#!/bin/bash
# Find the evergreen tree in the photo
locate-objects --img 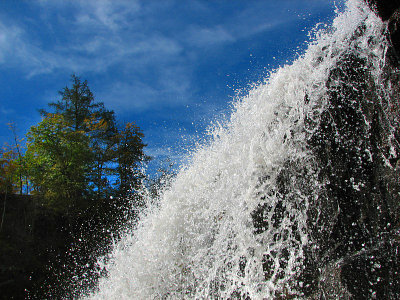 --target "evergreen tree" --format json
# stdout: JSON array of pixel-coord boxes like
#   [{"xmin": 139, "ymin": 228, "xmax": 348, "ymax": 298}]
[
  {"xmin": 115, "ymin": 122, "xmax": 148, "ymax": 198},
  {"xmin": 40, "ymin": 75, "xmax": 119, "ymax": 199},
  {"xmin": 1, "ymin": 75, "xmax": 149, "ymax": 298},
  {"xmin": 41, "ymin": 75, "xmax": 108, "ymax": 132},
  {"xmin": 27, "ymin": 74, "xmax": 149, "ymax": 205}
]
